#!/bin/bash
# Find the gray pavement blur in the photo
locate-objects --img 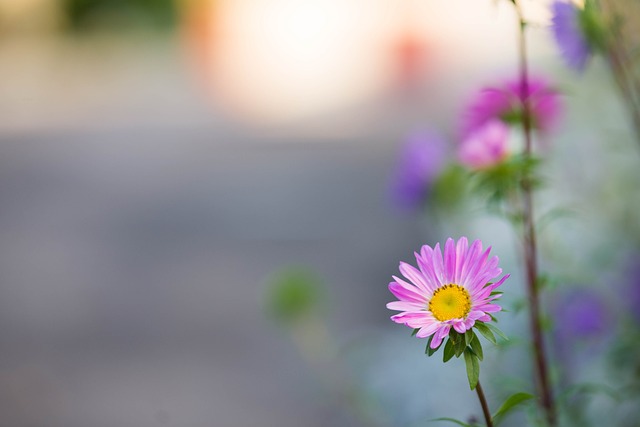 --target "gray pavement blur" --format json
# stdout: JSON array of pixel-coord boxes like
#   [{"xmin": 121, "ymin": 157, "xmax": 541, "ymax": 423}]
[
  {"xmin": 1, "ymin": 24, "xmax": 638, "ymax": 427},
  {"xmin": 0, "ymin": 35, "xmax": 439, "ymax": 427}
]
